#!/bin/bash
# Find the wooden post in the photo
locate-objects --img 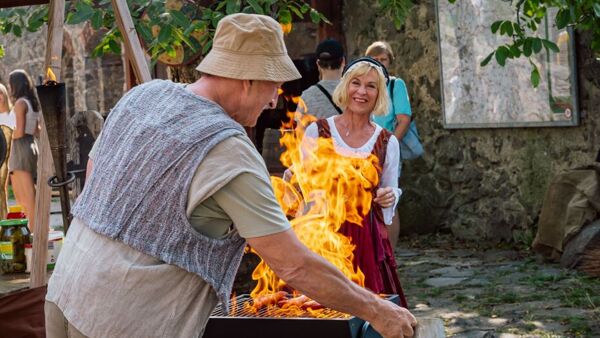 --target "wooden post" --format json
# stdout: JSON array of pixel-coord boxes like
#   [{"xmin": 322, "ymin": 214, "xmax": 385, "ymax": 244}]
[
  {"xmin": 30, "ymin": 0, "xmax": 64, "ymax": 288},
  {"xmin": 112, "ymin": 0, "xmax": 151, "ymax": 84}
]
